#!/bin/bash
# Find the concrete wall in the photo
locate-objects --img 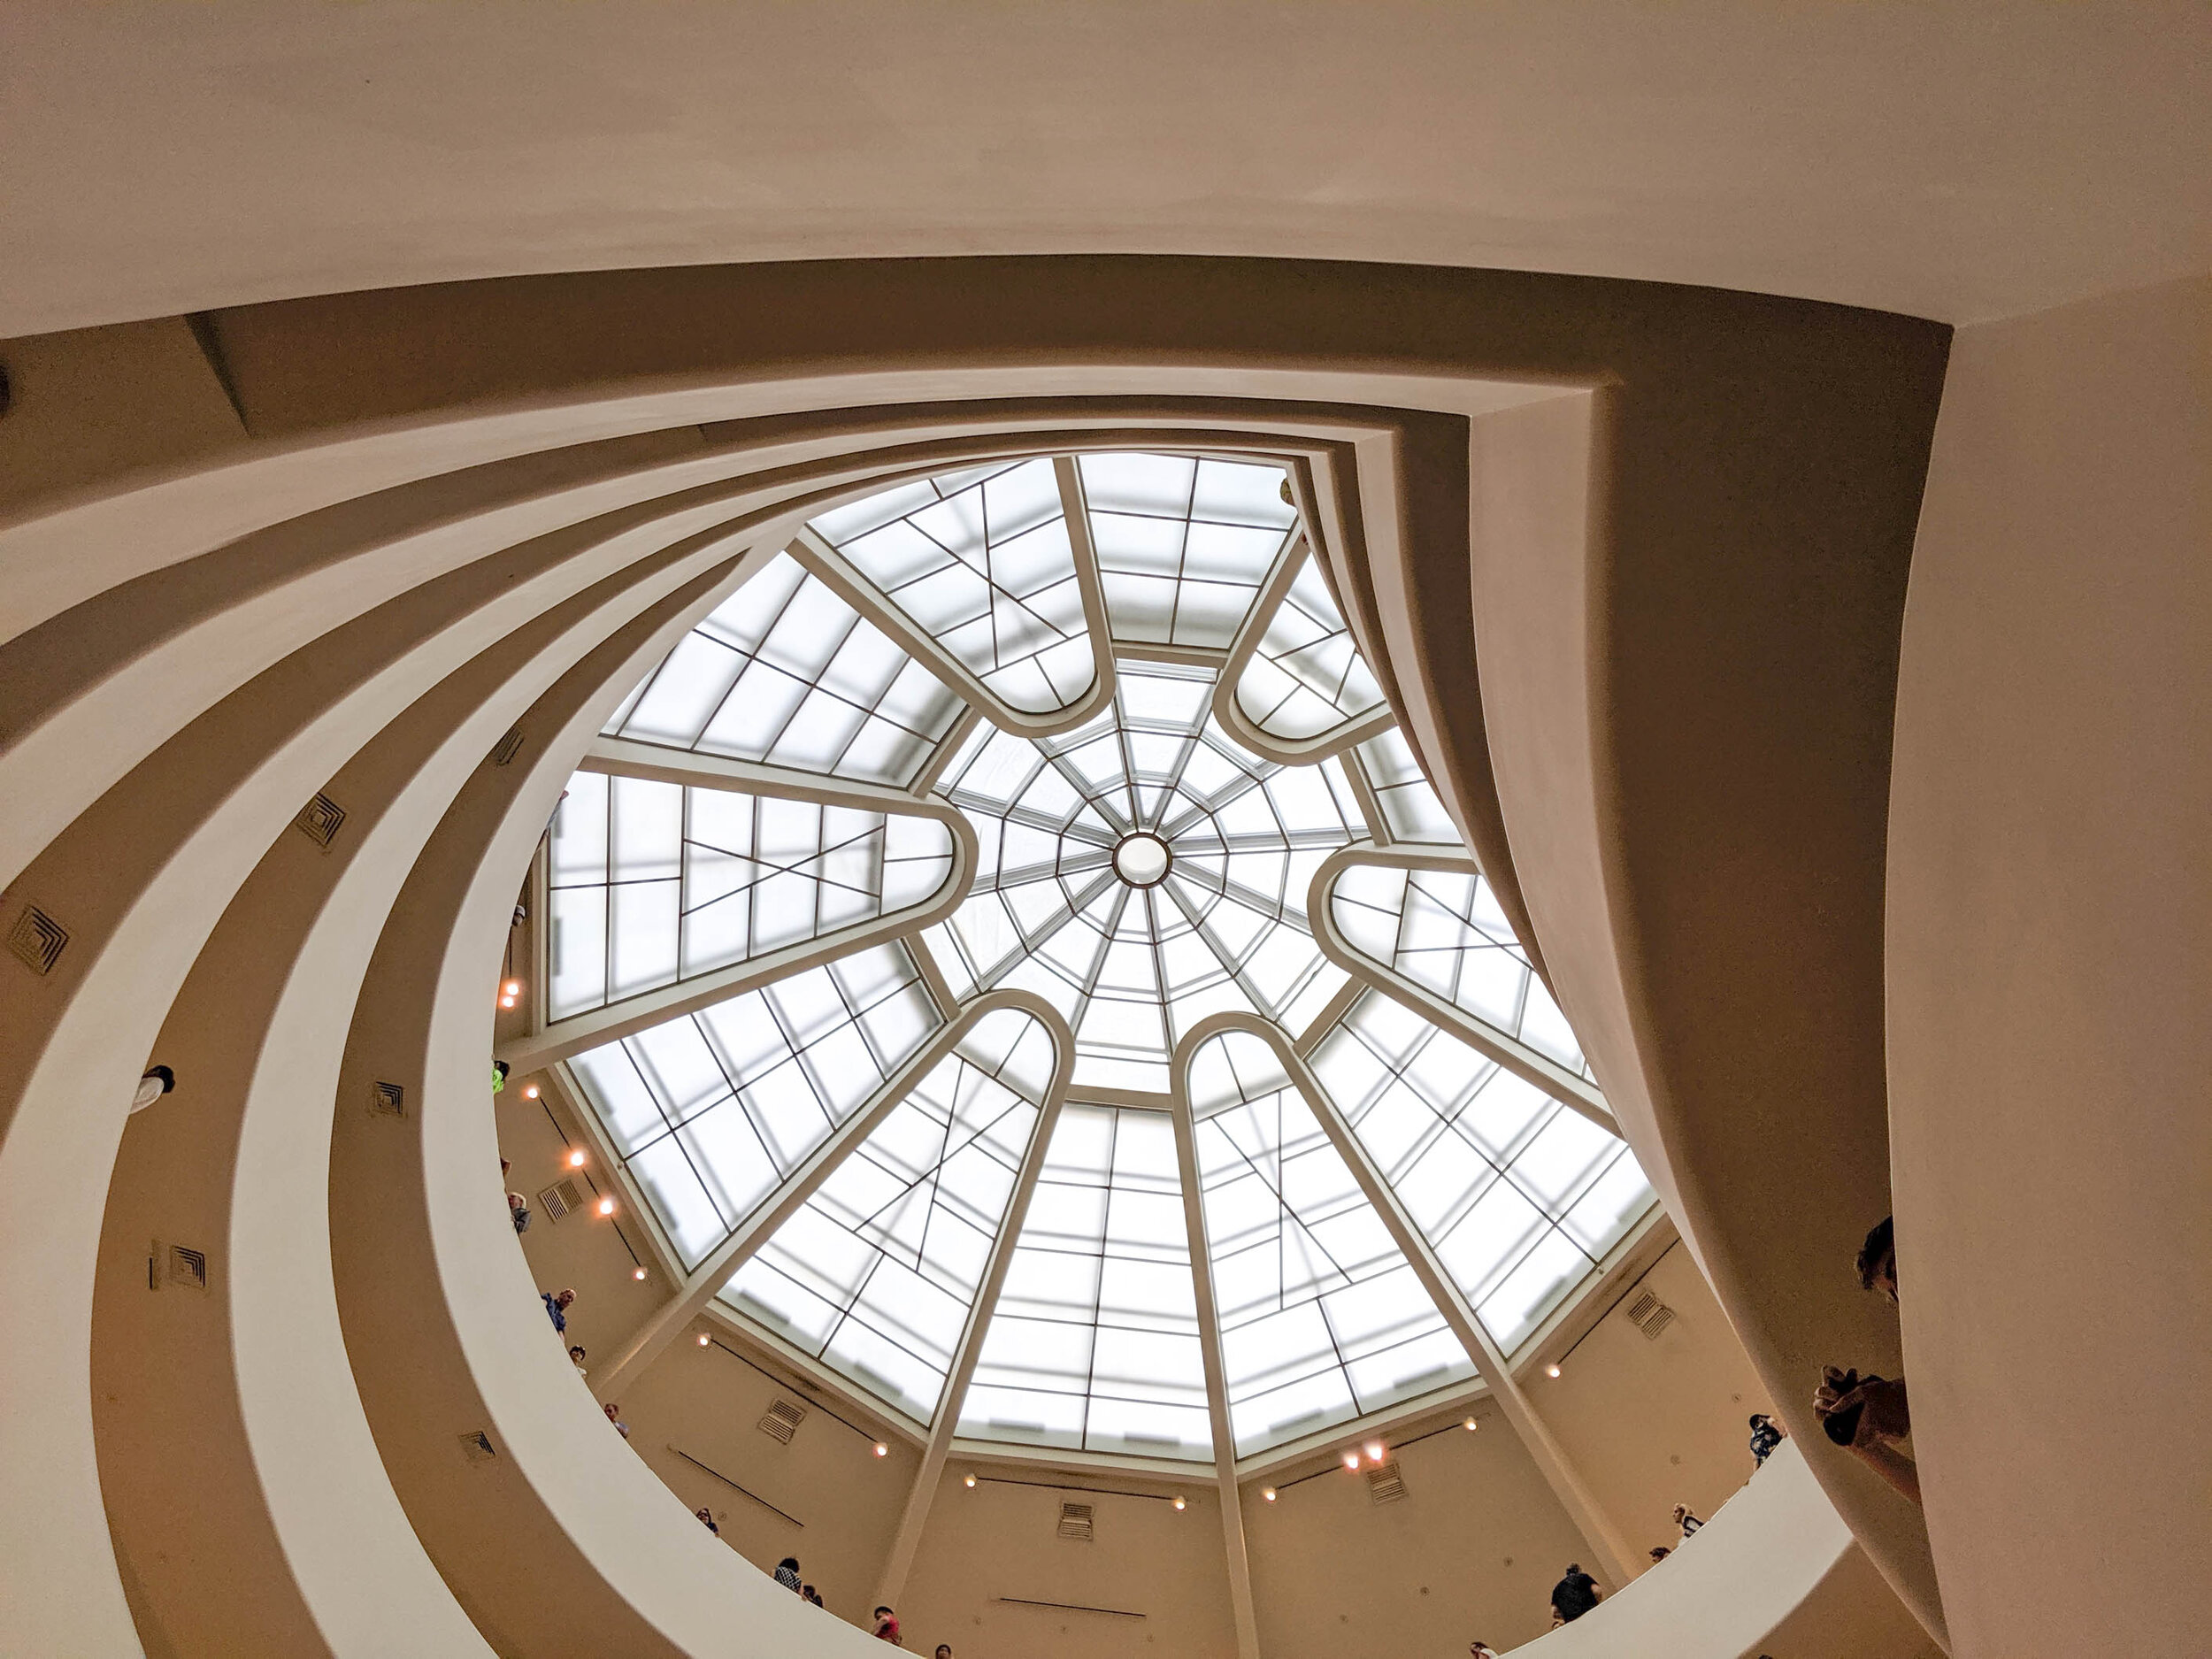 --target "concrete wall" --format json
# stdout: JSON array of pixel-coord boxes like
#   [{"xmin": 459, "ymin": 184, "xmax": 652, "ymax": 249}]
[{"xmin": 1887, "ymin": 272, "xmax": 2212, "ymax": 1659}]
